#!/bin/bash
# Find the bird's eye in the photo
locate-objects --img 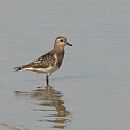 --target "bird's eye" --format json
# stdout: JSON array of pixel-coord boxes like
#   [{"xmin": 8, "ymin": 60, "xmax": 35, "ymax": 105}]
[{"xmin": 60, "ymin": 39, "xmax": 64, "ymax": 42}]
